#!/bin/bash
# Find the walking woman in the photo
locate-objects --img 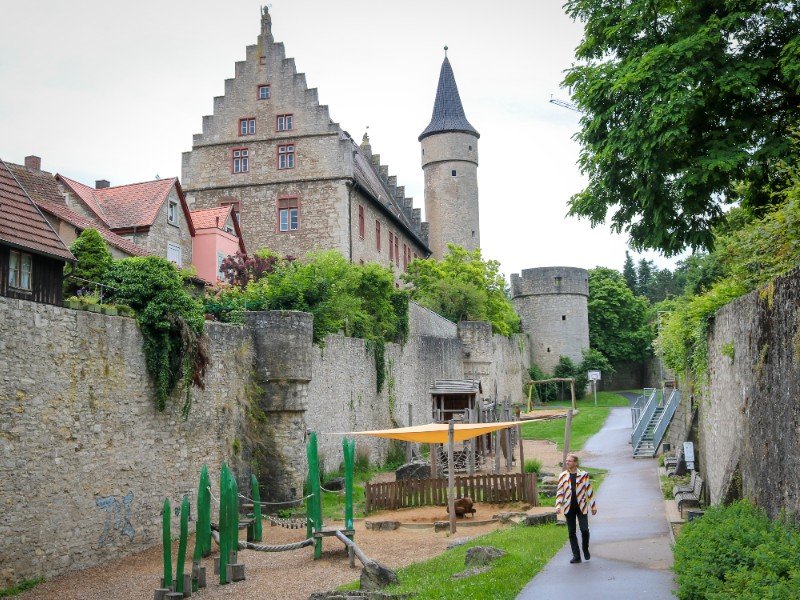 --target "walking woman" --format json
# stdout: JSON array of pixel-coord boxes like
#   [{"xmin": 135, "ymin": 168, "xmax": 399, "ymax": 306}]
[{"xmin": 555, "ymin": 453, "xmax": 597, "ymax": 563}]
